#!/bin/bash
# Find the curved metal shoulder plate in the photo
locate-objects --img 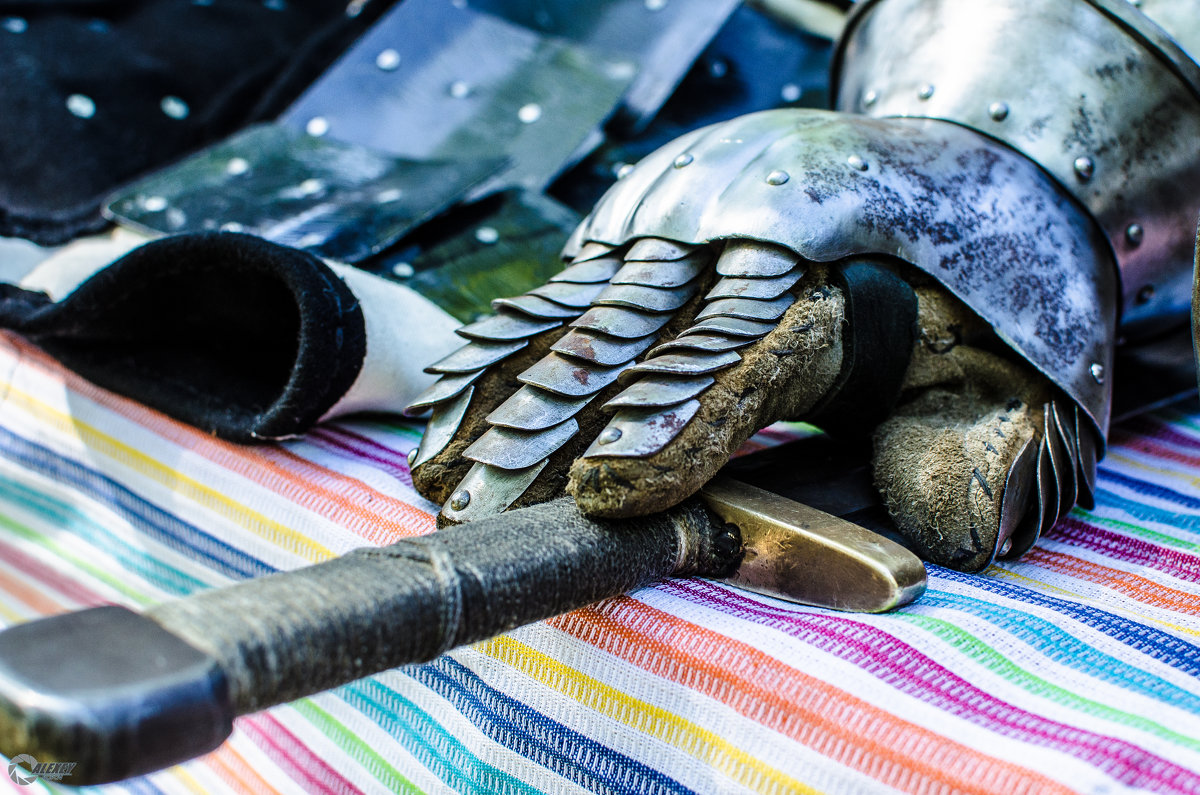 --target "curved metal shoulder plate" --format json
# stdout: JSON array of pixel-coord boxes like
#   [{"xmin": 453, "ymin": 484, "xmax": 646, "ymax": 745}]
[
  {"xmin": 833, "ymin": 0, "xmax": 1200, "ymax": 336},
  {"xmin": 563, "ymin": 109, "xmax": 1117, "ymax": 436}
]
